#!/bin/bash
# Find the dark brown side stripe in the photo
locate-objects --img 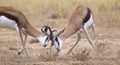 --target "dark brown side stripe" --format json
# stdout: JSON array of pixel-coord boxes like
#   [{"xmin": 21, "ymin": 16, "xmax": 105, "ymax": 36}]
[
  {"xmin": 0, "ymin": 12, "xmax": 18, "ymax": 22},
  {"xmin": 83, "ymin": 8, "xmax": 91, "ymax": 25}
]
